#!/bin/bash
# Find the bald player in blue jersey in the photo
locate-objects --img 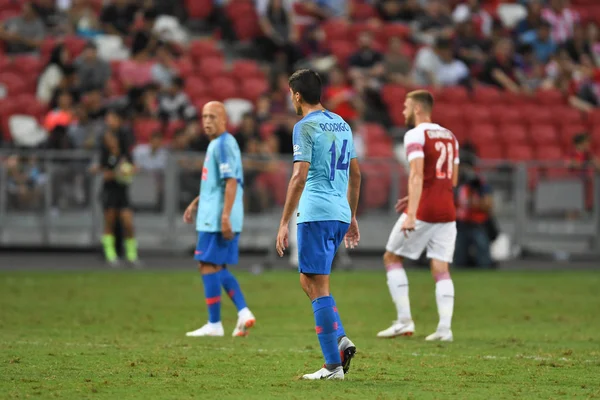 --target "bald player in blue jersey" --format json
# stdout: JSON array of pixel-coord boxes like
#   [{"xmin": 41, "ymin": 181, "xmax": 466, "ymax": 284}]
[
  {"xmin": 276, "ymin": 69, "xmax": 362, "ymax": 380},
  {"xmin": 183, "ymin": 101, "xmax": 256, "ymax": 338}
]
